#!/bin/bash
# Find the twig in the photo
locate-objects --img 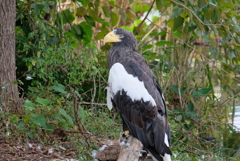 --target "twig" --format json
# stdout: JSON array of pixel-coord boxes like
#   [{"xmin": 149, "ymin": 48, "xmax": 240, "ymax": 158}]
[
  {"xmin": 91, "ymin": 75, "xmax": 96, "ymax": 110},
  {"xmin": 80, "ymin": 101, "xmax": 107, "ymax": 106},
  {"xmin": 73, "ymin": 94, "xmax": 90, "ymax": 147},
  {"xmin": 218, "ymin": 93, "xmax": 239, "ymax": 107},
  {"xmin": 134, "ymin": 0, "xmax": 156, "ymax": 34}
]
